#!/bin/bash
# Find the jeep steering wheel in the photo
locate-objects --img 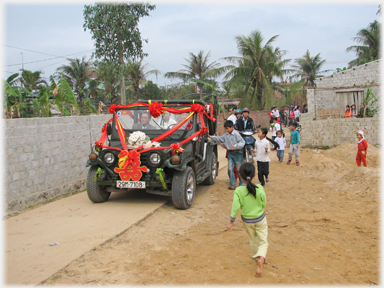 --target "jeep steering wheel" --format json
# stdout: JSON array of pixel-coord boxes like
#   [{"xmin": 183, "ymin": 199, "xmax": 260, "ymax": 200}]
[{"xmin": 167, "ymin": 124, "xmax": 178, "ymax": 129}]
